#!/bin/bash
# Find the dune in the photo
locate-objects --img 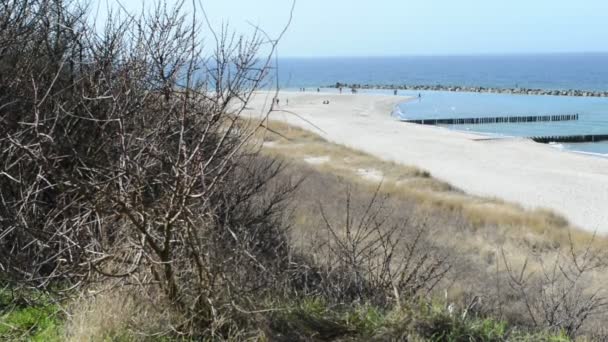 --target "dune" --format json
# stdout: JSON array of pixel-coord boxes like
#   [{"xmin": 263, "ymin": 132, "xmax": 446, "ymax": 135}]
[{"xmin": 244, "ymin": 91, "xmax": 608, "ymax": 232}]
